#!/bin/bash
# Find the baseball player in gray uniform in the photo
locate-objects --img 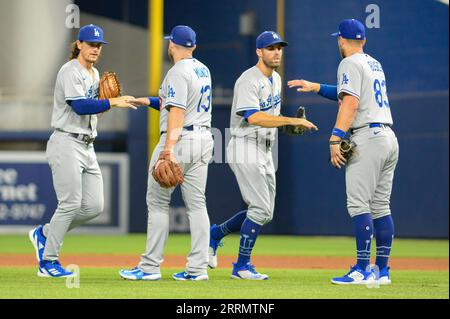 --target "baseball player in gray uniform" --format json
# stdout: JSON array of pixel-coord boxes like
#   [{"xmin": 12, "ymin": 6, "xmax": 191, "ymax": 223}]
[
  {"xmin": 208, "ymin": 31, "xmax": 318, "ymax": 280},
  {"xmin": 119, "ymin": 25, "xmax": 214, "ymax": 281},
  {"xmin": 28, "ymin": 24, "xmax": 136, "ymax": 278},
  {"xmin": 288, "ymin": 19, "xmax": 398, "ymax": 285}
]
